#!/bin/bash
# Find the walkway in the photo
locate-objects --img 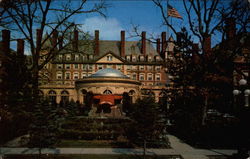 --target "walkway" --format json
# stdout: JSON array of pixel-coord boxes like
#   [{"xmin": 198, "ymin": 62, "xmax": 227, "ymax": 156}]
[{"xmin": 0, "ymin": 135, "xmax": 238, "ymax": 159}]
